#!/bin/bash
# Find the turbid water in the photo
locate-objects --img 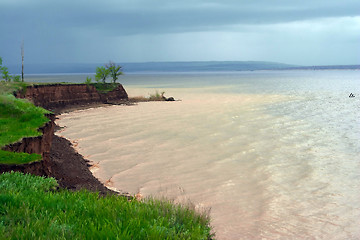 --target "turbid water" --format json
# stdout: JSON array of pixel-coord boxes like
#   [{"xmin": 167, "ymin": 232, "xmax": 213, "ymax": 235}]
[{"xmin": 55, "ymin": 70, "xmax": 360, "ymax": 239}]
